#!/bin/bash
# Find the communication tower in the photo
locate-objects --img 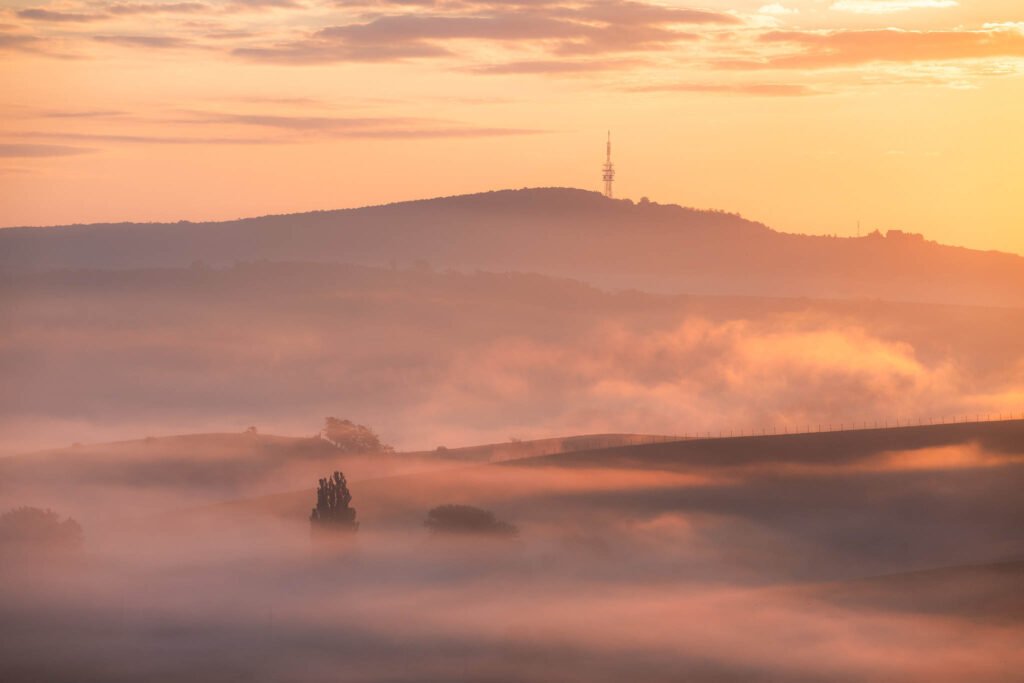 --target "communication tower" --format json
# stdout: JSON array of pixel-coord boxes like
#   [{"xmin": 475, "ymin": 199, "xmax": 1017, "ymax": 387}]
[{"xmin": 602, "ymin": 131, "xmax": 615, "ymax": 198}]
